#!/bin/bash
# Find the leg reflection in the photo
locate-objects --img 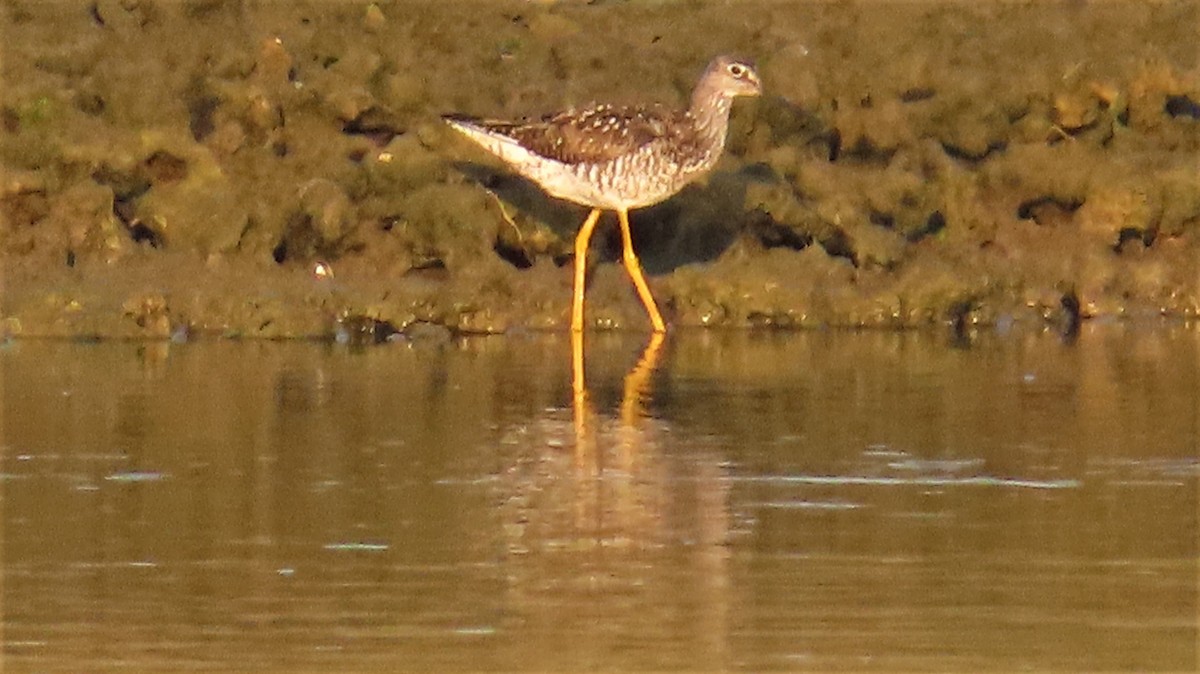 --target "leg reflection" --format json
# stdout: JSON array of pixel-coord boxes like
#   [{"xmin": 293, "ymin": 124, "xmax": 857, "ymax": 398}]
[
  {"xmin": 620, "ymin": 332, "xmax": 666, "ymax": 427},
  {"xmin": 571, "ymin": 332, "xmax": 667, "ymax": 445},
  {"xmin": 571, "ymin": 329, "xmax": 595, "ymax": 471},
  {"xmin": 500, "ymin": 332, "xmax": 731, "ymax": 668},
  {"xmin": 572, "ymin": 331, "xmax": 668, "ymax": 469}
]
